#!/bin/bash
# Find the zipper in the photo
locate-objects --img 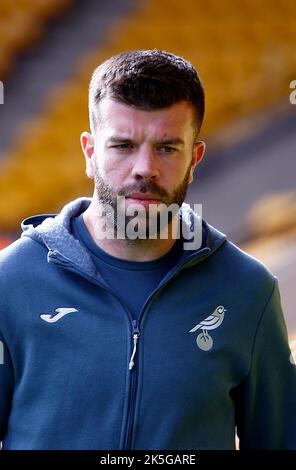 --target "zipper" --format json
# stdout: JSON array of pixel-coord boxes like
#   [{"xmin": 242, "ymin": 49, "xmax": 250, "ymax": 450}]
[
  {"xmin": 128, "ymin": 320, "xmax": 140, "ymax": 371},
  {"xmin": 124, "ymin": 319, "xmax": 140, "ymax": 449}
]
